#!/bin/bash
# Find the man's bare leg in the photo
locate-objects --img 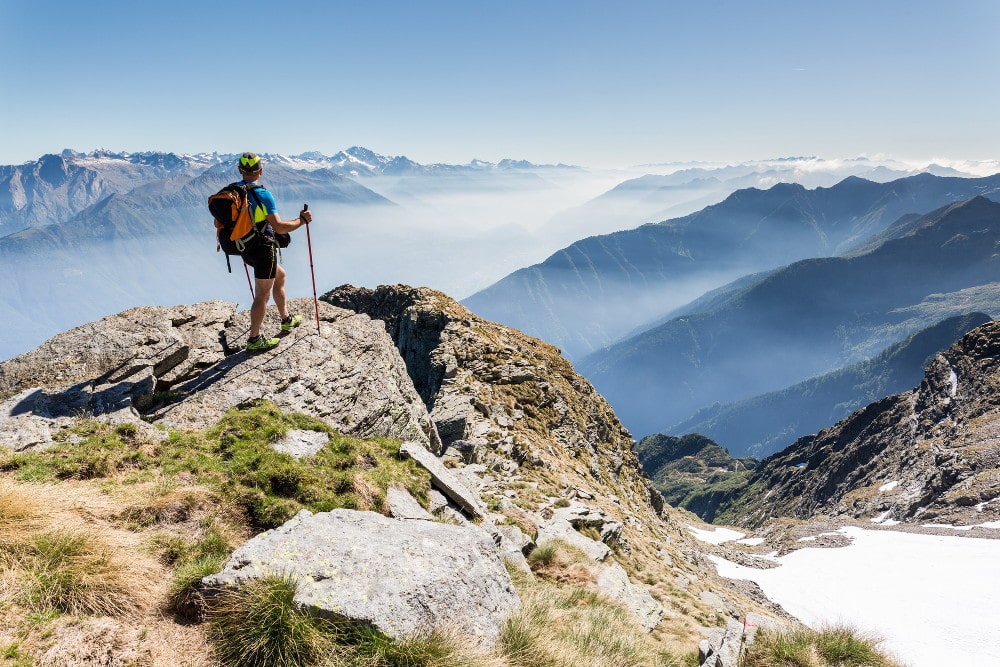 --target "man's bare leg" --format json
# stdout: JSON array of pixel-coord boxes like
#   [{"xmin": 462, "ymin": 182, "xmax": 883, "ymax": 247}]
[
  {"xmin": 250, "ymin": 277, "xmax": 275, "ymax": 337},
  {"xmin": 271, "ymin": 265, "xmax": 289, "ymax": 320}
]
